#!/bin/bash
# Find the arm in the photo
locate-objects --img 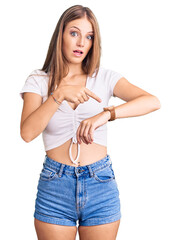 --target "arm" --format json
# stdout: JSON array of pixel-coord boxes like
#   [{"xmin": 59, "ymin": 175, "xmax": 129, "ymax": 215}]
[
  {"xmin": 105, "ymin": 77, "xmax": 161, "ymax": 120},
  {"xmin": 20, "ymin": 89, "xmax": 63, "ymax": 142},
  {"xmin": 113, "ymin": 95, "xmax": 160, "ymax": 119}
]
